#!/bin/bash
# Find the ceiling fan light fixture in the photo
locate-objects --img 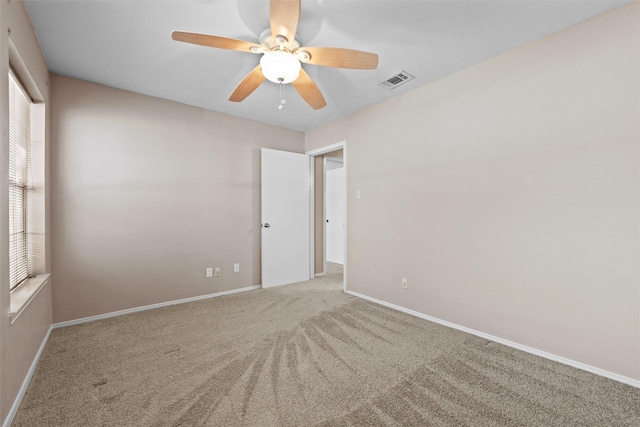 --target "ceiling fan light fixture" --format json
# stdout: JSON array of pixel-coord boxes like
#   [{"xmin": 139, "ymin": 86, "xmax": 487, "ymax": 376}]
[
  {"xmin": 173, "ymin": 1, "xmax": 376, "ymax": 109},
  {"xmin": 260, "ymin": 50, "xmax": 301, "ymax": 84}
]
